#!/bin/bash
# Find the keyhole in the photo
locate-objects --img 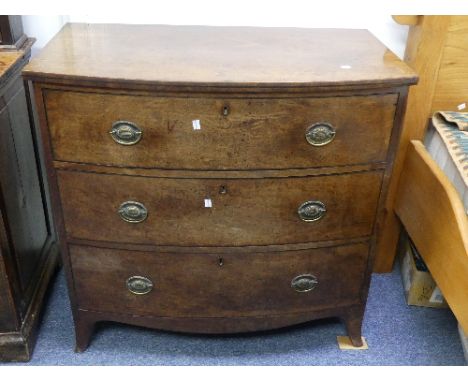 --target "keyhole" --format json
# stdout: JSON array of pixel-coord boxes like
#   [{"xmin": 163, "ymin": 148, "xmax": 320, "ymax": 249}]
[
  {"xmin": 218, "ymin": 257, "xmax": 224, "ymax": 267},
  {"xmin": 219, "ymin": 185, "xmax": 227, "ymax": 194},
  {"xmin": 222, "ymin": 105, "xmax": 229, "ymax": 116}
]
